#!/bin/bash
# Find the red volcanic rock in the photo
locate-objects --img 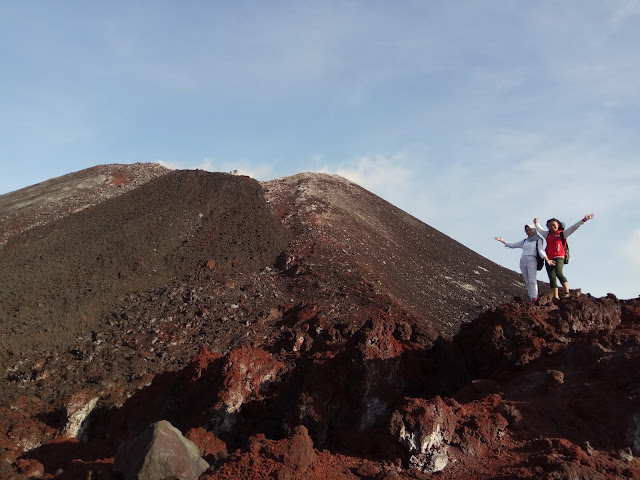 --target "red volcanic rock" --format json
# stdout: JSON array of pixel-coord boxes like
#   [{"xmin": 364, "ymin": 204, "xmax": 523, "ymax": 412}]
[
  {"xmin": 216, "ymin": 346, "xmax": 284, "ymax": 415},
  {"xmin": 356, "ymin": 311, "xmax": 404, "ymax": 361},
  {"xmin": 621, "ymin": 302, "xmax": 640, "ymax": 325},
  {"xmin": 0, "ymin": 396, "xmax": 57, "ymax": 459},
  {"xmin": 16, "ymin": 458, "xmax": 45, "ymax": 477},
  {"xmin": 185, "ymin": 427, "xmax": 227, "ymax": 465},
  {"xmin": 203, "ymin": 426, "xmax": 316, "ymax": 480},
  {"xmin": 354, "ymin": 314, "xmax": 405, "ymax": 431},
  {"xmin": 264, "ymin": 425, "xmax": 316, "ymax": 476},
  {"xmin": 204, "ymin": 345, "xmax": 285, "ymax": 440},
  {"xmin": 390, "ymin": 396, "xmax": 456, "ymax": 473},
  {"xmin": 356, "ymin": 460, "xmax": 381, "ymax": 477},
  {"xmin": 4, "ymin": 294, "xmax": 638, "ymax": 479},
  {"xmin": 450, "ymin": 394, "xmax": 510, "ymax": 459}
]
